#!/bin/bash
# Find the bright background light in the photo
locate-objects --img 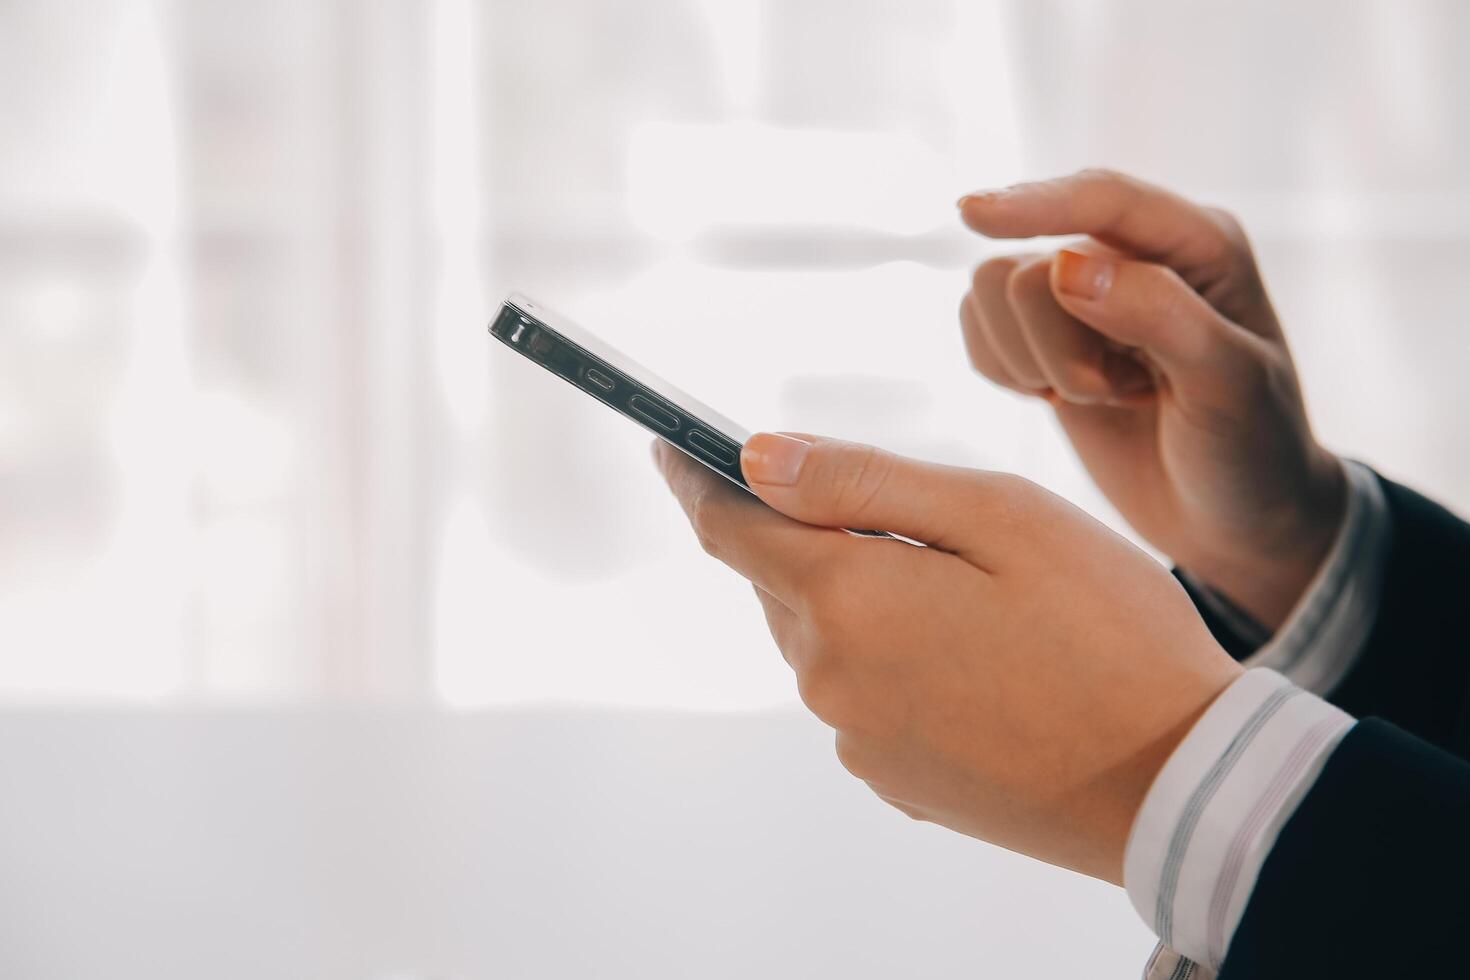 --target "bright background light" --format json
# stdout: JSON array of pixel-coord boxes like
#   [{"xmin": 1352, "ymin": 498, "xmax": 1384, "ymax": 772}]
[
  {"xmin": 627, "ymin": 122, "xmax": 959, "ymax": 237},
  {"xmin": 5, "ymin": 1, "xmax": 1470, "ymax": 976}
]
